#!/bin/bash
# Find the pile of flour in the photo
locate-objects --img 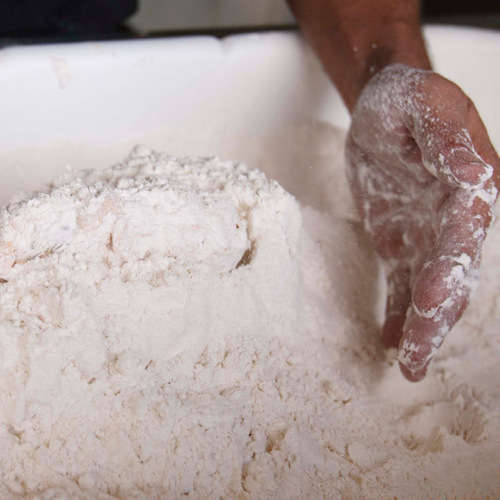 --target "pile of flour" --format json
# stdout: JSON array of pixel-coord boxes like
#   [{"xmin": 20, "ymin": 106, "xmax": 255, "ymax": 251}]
[{"xmin": 0, "ymin": 141, "xmax": 499, "ymax": 499}]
